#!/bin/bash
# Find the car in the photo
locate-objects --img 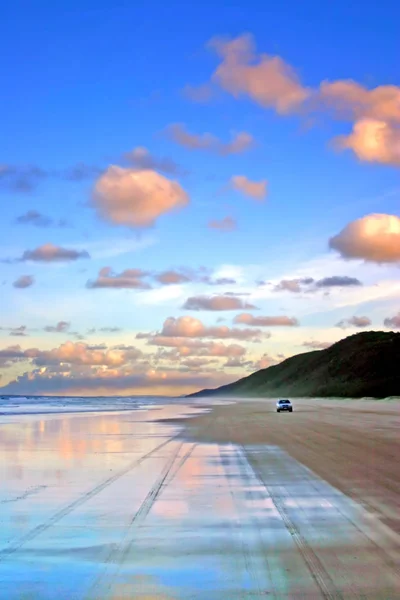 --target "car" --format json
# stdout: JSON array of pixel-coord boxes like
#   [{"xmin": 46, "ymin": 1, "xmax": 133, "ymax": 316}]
[{"xmin": 276, "ymin": 398, "xmax": 293, "ymax": 413}]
